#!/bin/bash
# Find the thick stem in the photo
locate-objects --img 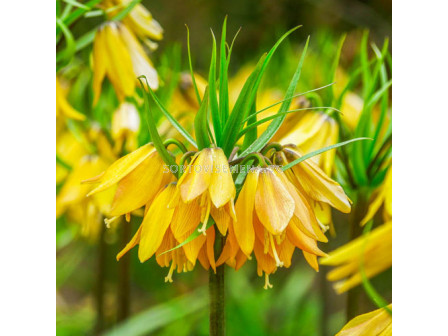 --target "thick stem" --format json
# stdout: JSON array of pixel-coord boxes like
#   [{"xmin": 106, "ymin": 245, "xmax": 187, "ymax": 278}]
[
  {"xmin": 346, "ymin": 192, "xmax": 370, "ymax": 320},
  {"xmin": 94, "ymin": 223, "xmax": 106, "ymax": 335},
  {"xmin": 117, "ymin": 222, "xmax": 132, "ymax": 322},
  {"xmin": 209, "ymin": 234, "xmax": 225, "ymax": 336}
]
